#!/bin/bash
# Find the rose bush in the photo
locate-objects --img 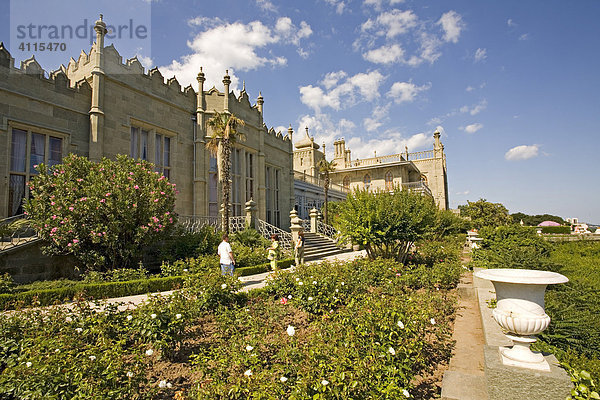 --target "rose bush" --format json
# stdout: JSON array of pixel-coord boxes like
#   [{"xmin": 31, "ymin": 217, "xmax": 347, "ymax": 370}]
[{"xmin": 24, "ymin": 154, "xmax": 177, "ymax": 270}]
